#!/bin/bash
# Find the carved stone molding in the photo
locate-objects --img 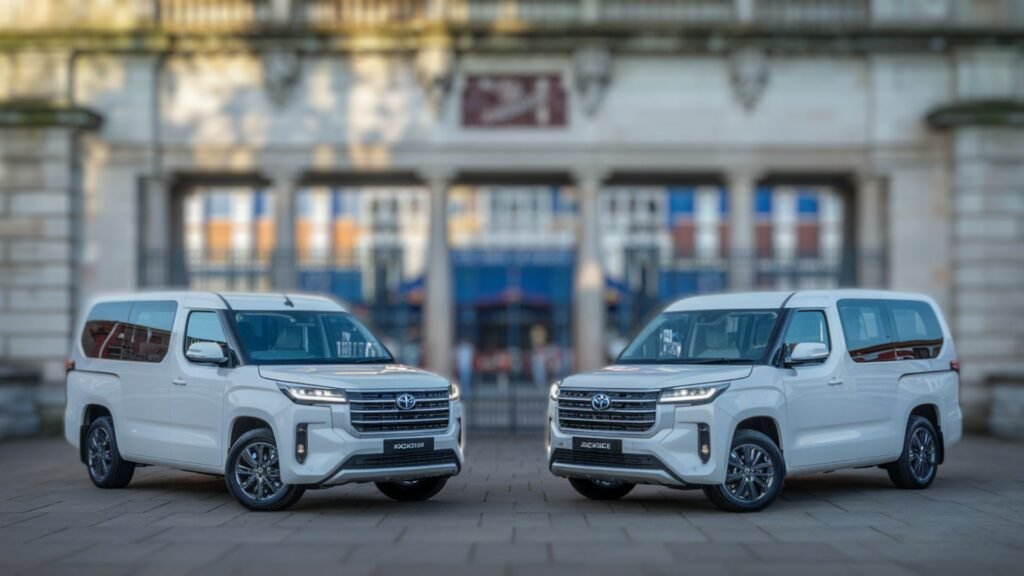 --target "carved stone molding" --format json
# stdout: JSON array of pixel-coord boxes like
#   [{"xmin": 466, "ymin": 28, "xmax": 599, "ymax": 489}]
[
  {"xmin": 416, "ymin": 46, "xmax": 456, "ymax": 119},
  {"xmin": 574, "ymin": 44, "xmax": 612, "ymax": 118},
  {"xmin": 730, "ymin": 47, "xmax": 769, "ymax": 112},
  {"xmin": 263, "ymin": 48, "xmax": 302, "ymax": 108}
]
